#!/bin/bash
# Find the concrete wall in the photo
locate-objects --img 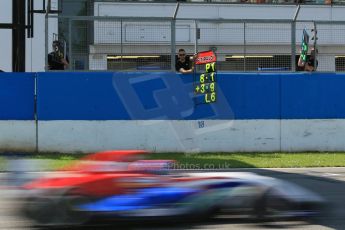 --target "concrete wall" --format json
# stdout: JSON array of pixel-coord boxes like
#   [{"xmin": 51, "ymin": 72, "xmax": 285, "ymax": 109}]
[
  {"xmin": 37, "ymin": 119, "xmax": 345, "ymax": 153},
  {"xmin": 0, "ymin": 121, "xmax": 36, "ymax": 152},
  {"xmin": 94, "ymin": 3, "xmax": 340, "ymax": 20},
  {"xmin": 93, "ymin": 3, "xmax": 345, "ymax": 45},
  {"xmin": 2, "ymin": 71, "xmax": 345, "ymax": 153},
  {"xmin": 281, "ymin": 119, "xmax": 345, "ymax": 152}
]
